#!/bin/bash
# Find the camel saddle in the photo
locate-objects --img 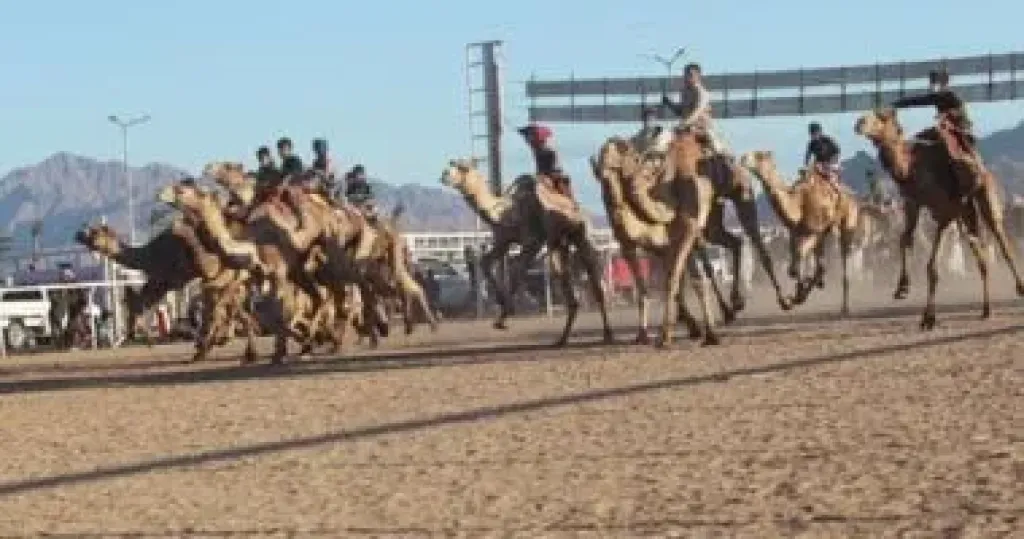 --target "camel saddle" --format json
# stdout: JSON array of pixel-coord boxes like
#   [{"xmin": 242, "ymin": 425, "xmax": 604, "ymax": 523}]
[{"xmin": 535, "ymin": 173, "xmax": 583, "ymax": 219}]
